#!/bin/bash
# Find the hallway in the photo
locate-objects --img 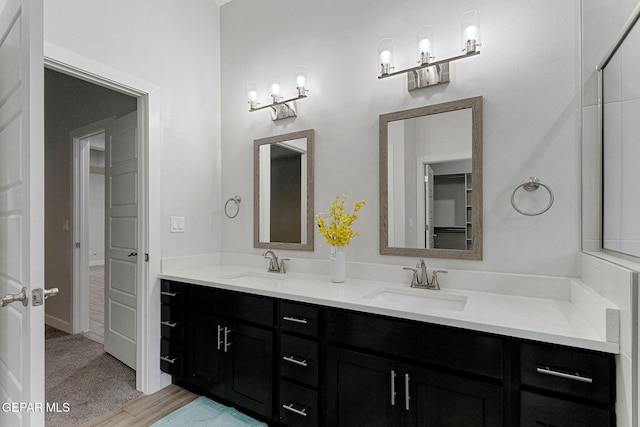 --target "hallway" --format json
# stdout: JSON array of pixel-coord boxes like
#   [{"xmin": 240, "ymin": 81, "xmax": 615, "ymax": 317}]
[{"xmin": 45, "ymin": 325, "xmax": 140, "ymax": 427}]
